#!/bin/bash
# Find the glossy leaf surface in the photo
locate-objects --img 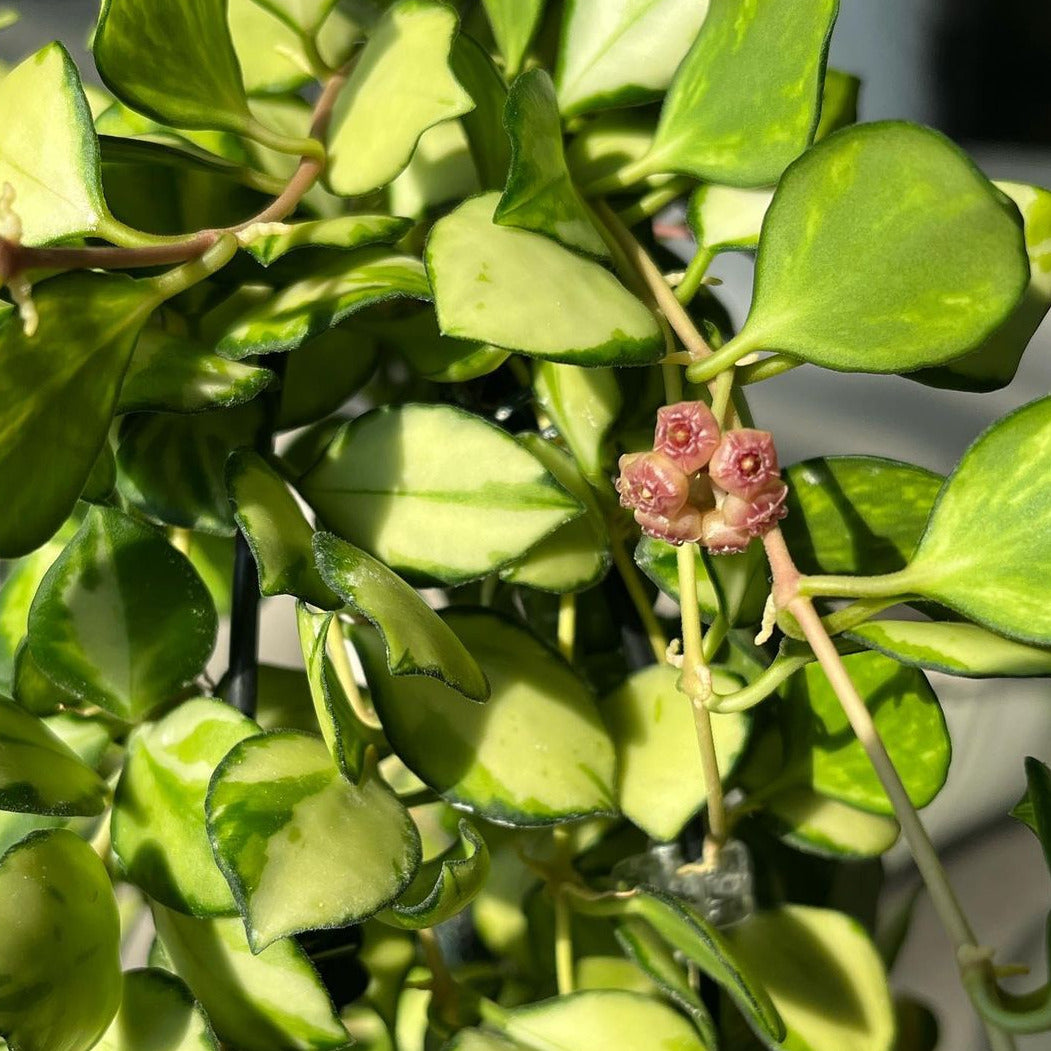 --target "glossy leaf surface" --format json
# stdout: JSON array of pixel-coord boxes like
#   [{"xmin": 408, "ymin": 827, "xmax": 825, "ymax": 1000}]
[
  {"xmin": 426, "ymin": 194, "xmax": 663, "ymax": 365},
  {"xmin": 95, "ymin": 969, "xmax": 219, "ymax": 1051},
  {"xmin": 238, "ymin": 215, "xmax": 413, "ymax": 266}
]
